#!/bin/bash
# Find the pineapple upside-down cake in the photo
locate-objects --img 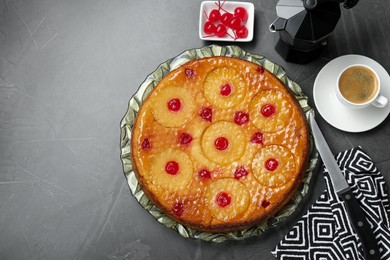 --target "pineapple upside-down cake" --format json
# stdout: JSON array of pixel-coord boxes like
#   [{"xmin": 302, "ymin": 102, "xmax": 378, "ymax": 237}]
[{"xmin": 131, "ymin": 56, "xmax": 310, "ymax": 232}]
